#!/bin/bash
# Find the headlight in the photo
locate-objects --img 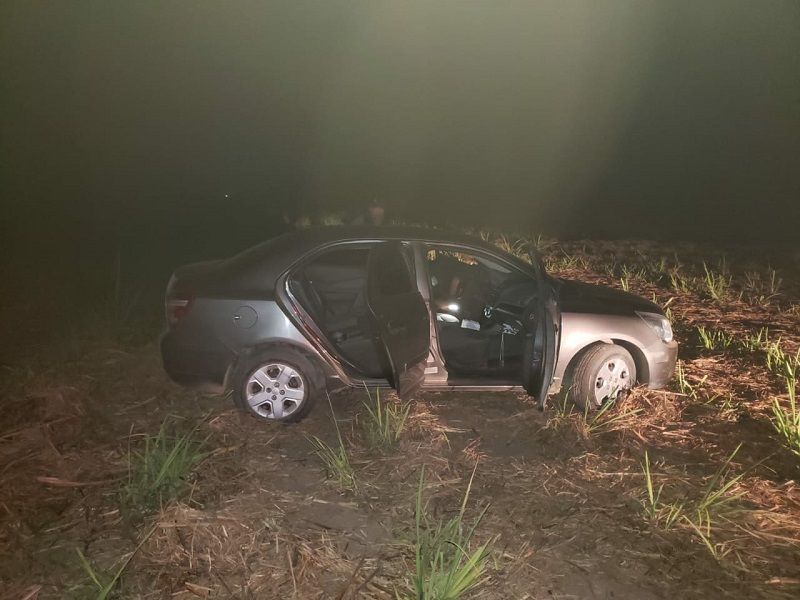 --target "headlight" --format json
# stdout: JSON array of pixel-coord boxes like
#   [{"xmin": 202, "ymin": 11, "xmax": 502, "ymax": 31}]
[{"xmin": 636, "ymin": 311, "xmax": 674, "ymax": 343}]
